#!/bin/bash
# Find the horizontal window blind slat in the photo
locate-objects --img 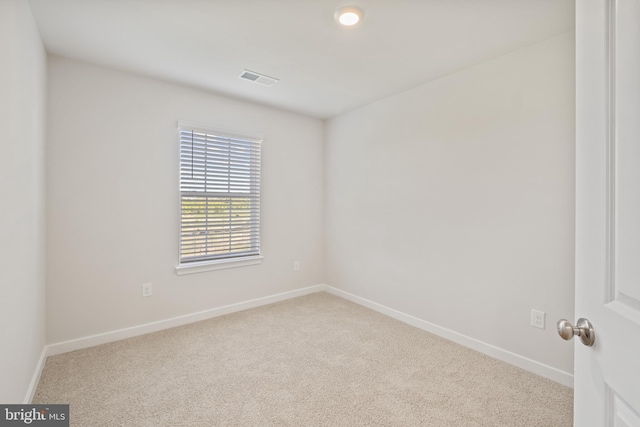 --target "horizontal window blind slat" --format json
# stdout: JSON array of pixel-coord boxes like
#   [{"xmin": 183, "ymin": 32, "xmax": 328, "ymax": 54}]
[
  {"xmin": 180, "ymin": 229, "xmax": 260, "ymax": 235},
  {"xmin": 181, "ymin": 153, "xmax": 259, "ymax": 162},
  {"xmin": 180, "ymin": 213, "xmax": 259, "ymax": 218},
  {"xmin": 180, "ymin": 165, "xmax": 258, "ymax": 175},
  {"xmin": 181, "ymin": 239, "xmax": 257, "ymax": 250},
  {"xmin": 181, "ymin": 243, "xmax": 257, "ymax": 253},
  {"xmin": 179, "ymin": 159, "xmax": 258, "ymax": 169},
  {"xmin": 180, "ymin": 250, "xmax": 260, "ymax": 263},
  {"xmin": 181, "ymin": 213, "xmax": 259, "ymax": 220},
  {"xmin": 180, "ymin": 146, "xmax": 260, "ymax": 155},
  {"xmin": 180, "ymin": 186, "xmax": 257, "ymax": 192},
  {"xmin": 180, "ymin": 185, "xmax": 256, "ymax": 192},
  {"xmin": 180, "ymin": 147, "xmax": 259, "ymax": 156},
  {"xmin": 179, "ymin": 161, "xmax": 259, "ymax": 173},
  {"xmin": 180, "ymin": 191, "xmax": 259, "ymax": 198},
  {"xmin": 180, "ymin": 238, "xmax": 260, "ymax": 247},
  {"xmin": 180, "ymin": 176, "xmax": 254, "ymax": 184},
  {"xmin": 179, "ymin": 137, "xmax": 260, "ymax": 147},
  {"xmin": 181, "ymin": 183, "xmax": 259, "ymax": 188},
  {"xmin": 180, "ymin": 145, "xmax": 260, "ymax": 153},
  {"xmin": 178, "ymin": 128, "xmax": 262, "ymax": 144},
  {"xmin": 181, "ymin": 241, "xmax": 259, "ymax": 250},
  {"xmin": 180, "ymin": 232, "xmax": 259, "ymax": 239},
  {"xmin": 181, "ymin": 242, "xmax": 258, "ymax": 251},
  {"xmin": 181, "ymin": 213, "xmax": 259, "ymax": 219},
  {"xmin": 179, "ymin": 167, "xmax": 257, "ymax": 176},
  {"xmin": 181, "ymin": 252, "xmax": 259, "ymax": 260},
  {"xmin": 181, "ymin": 140, "xmax": 259, "ymax": 149},
  {"xmin": 180, "ymin": 160, "xmax": 258, "ymax": 169},
  {"xmin": 180, "ymin": 226, "xmax": 260, "ymax": 234},
  {"xmin": 180, "ymin": 221, "xmax": 259, "ymax": 225},
  {"xmin": 181, "ymin": 234, "xmax": 259, "ymax": 241},
  {"xmin": 180, "ymin": 226, "xmax": 260, "ymax": 233},
  {"xmin": 180, "ymin": 157, "xmax": 258, "ymax": 167},
  {"xmin": 181, "ymin": 245, "xmax": 259, "ymax": 254},
  {"xmin": 180, "ymin": 216, "xmax": 259, "ymax": 222},
  {"xmin": 179, "ymin": 138, "xmax": 261, "ymax": 149}
]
